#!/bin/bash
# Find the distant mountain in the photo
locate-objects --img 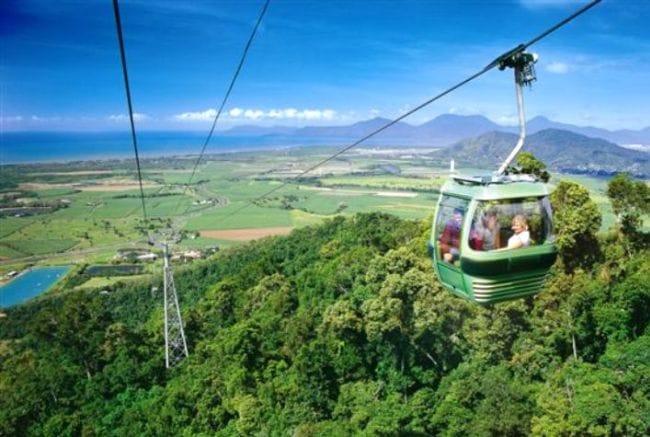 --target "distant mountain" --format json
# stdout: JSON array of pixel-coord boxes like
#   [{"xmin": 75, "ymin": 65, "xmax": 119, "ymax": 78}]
[
  {"xmin": 220, "ymin": 124, "xmax": 296, "ymax": 136},
  {"xmin": 415, "ymin": 114, "xmax": 501, "ymax": 146},
  {"xmin": 218, "ymin": 114, "xmax": 650, "ymax": 148},
  {"xmin": 440, "ymin": 129, "xmax": 649, "ymax": 177},
  {"xmin": 525, "ymin": 116, "xmax": 650, "ymax": 146},
  {"xmin": 293, "ymin": 117, "xmax": 415, "ymax": 139}
]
